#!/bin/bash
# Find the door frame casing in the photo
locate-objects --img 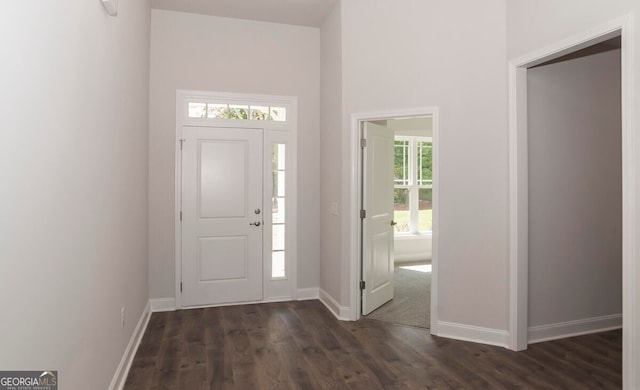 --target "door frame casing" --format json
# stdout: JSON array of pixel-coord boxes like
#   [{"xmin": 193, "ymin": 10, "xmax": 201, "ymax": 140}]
[
  {"xmin": 174, "ymin": 90, "xmax": 298, "ymax": 309},
  {"xmin": 507, "ymin": 15, "xmax": 638, "ymax": 387},
  {"xmin": 348, "ymin": 107, "xmax": 440, "ymax": 334}
]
